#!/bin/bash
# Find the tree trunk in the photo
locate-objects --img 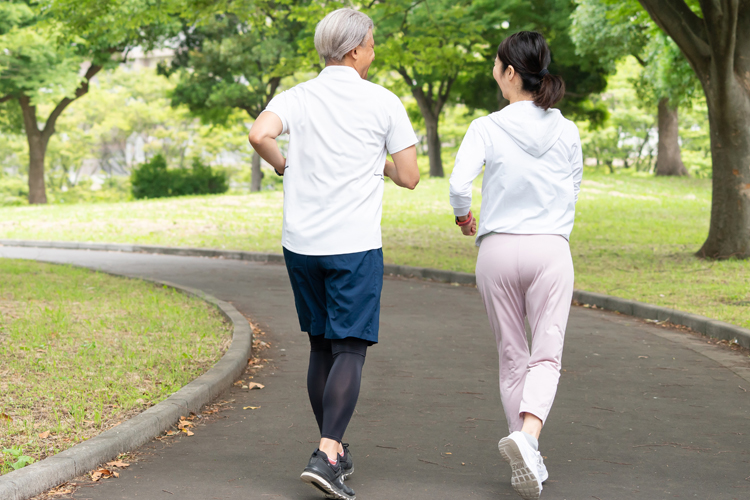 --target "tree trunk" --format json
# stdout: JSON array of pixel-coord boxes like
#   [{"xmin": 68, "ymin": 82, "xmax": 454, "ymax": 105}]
[
  {"xmin": 16, "ymin": 63, "xmax": 103, "ymax": 205},
  {"xmin": 27, "ymin": 134, "xmax": 48, "ymax": 204},
  {"xmin": 423, "ymin": 113, "xmax": 444, "ymax": 178},
  {"xmin": 250, "ymin": 150, "xmax": 263, "ymax": 192},
  {"xmin": 655, "ymin": 98, "xmax": 688, "ymax": 176},
  {"xmin": 697, "ymin": 77, "xmax": 750, "ymax": 259},
  {"xmin": 636, "ymin": 0, "xmax": 750, "ymax": 259},
  {"xmin": 19, "ymin": 96, "xmax": 49, "ymax": 204},
  {"xmin": 405, "ymin": 74, "xmax": 451, "ymax": 178}
]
